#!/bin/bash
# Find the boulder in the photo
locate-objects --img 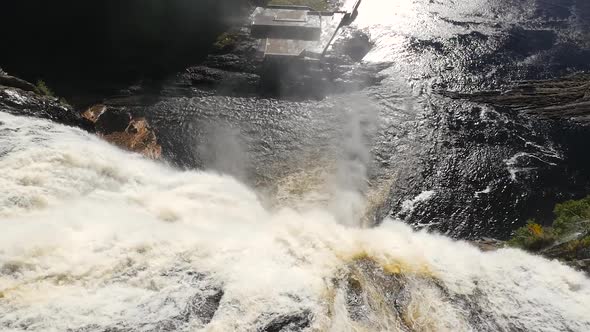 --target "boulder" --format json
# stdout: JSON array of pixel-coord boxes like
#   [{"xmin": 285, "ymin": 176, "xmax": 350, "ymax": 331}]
[
  {"xmin": 82, "ymin": 104, "xmax": 162, "ymax": 159},
  {"xmin": 0, "ymin": 70, "xmax": 39, "ymax": 94},
  {"xmin": 257, "ymin": 311, "xmax": 312, "ymax": 332},
  {"xmin": 82, "ymin": 104, "xmax": 107, "ymax": 123},
  {"xmin": 102, "ymin": 118, "xmax": 162, "ymax": 159},
  {"xmin": 94, "ymin": 109, "xmax": 132, "ymax": 135},
  {"xmin": 0, "ymin": 85, "xmax": 81, "ymax": 127}
]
